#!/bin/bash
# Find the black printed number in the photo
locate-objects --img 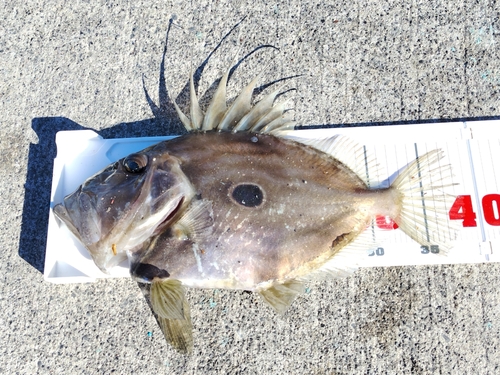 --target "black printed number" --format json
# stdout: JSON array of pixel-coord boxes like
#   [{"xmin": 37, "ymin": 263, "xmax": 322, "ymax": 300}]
[
  {"xmin": 421, "ymin": 245, "xmax": 440, "ymax": 254},
  {"xmin": 368, "ymin": 247, "xmax": 385, "ymax": 257}
]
